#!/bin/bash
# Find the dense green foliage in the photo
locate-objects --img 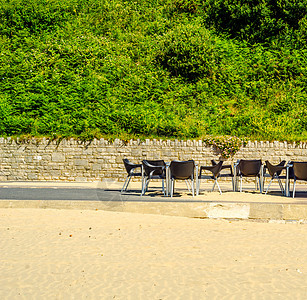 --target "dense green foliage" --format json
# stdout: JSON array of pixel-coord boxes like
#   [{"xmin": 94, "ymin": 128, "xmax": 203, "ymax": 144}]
[{"xmin": 0, "ymin": 0, "xmax": 306, "ymax": 141}]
